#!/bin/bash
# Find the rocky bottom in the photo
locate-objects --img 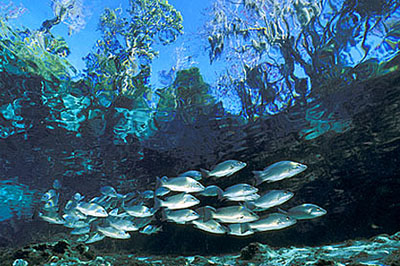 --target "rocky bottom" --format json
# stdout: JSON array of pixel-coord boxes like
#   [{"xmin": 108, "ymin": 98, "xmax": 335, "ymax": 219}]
[{"xmin": 2, "ymin": 231, "xmax": 400, "ymax": 266}]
